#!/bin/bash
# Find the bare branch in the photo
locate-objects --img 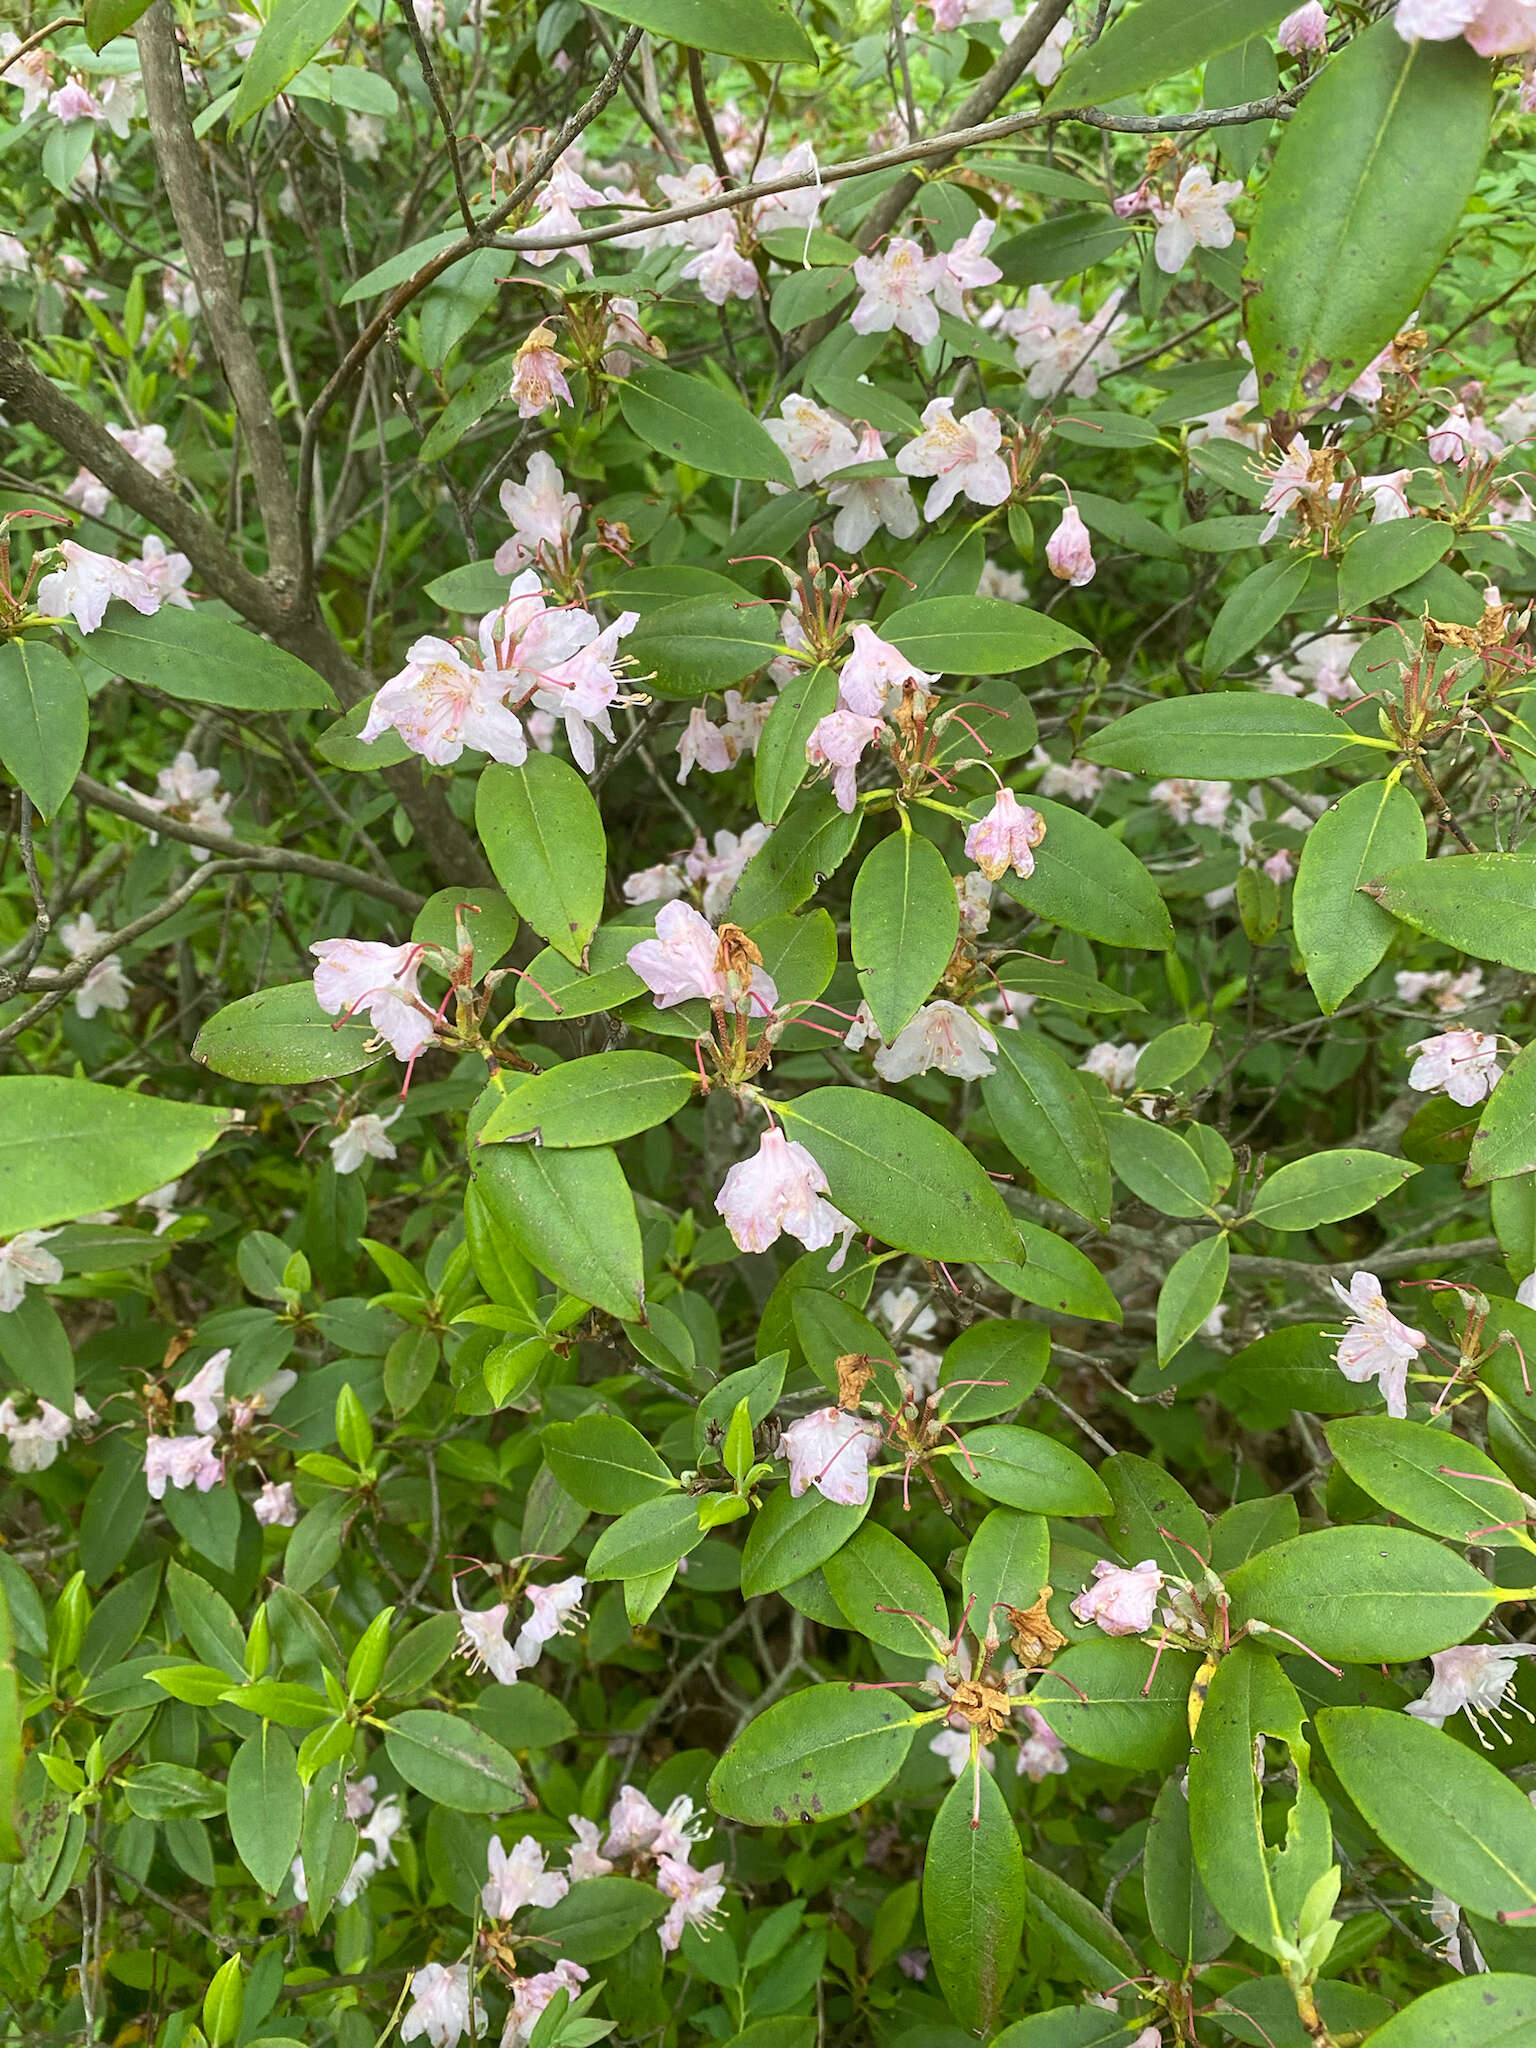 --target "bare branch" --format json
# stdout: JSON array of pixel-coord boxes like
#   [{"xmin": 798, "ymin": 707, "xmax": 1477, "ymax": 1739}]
[{"xmin": 396, "ymin": 0, "xmax": 477, "ymax": 235}]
